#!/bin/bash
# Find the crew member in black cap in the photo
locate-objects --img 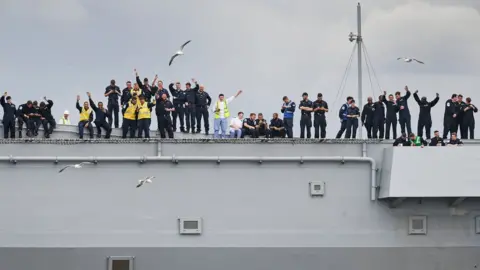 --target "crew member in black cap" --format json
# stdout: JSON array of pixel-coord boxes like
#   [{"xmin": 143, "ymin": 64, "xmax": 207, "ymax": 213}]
[
  {"xmin": 281, "ymin": 96, "xmax": 296, "ymax": 138},
  {"xmin": 104, "ymin": 79, "xmax": 121, "ymax": 128},
  {"xmin": 135, "ymin": 69, "xmax": 154, "ymax": 103},
  {"xmin": 312, "ymin": 93, "xmax": 328, "ymax": 139},
  {"xmin": 345, "ymin": 99, "xmax": 360, "ymax": 138},
  {"xmin": 1, "ymin": 92, "xmax": 16, "ymax": 138},
  {"xmin": 298, "ymin": 92, "xmax": 313, "ymax": 139}
]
